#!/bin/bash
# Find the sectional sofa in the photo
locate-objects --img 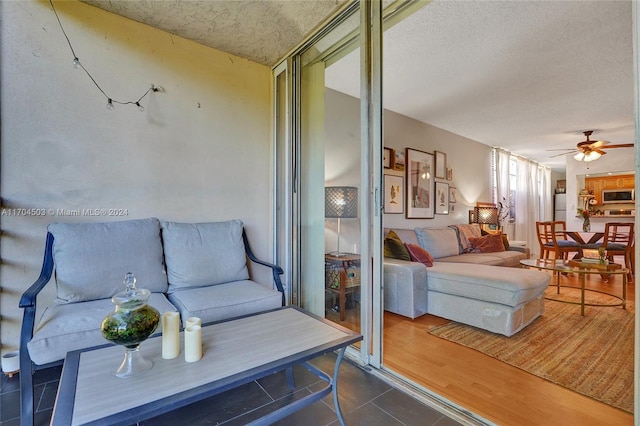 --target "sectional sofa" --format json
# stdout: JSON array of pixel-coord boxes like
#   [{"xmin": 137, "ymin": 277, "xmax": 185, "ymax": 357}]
[{"xmin": 384, "ymin": 224, "xmax": 550, "ymax": 337}]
